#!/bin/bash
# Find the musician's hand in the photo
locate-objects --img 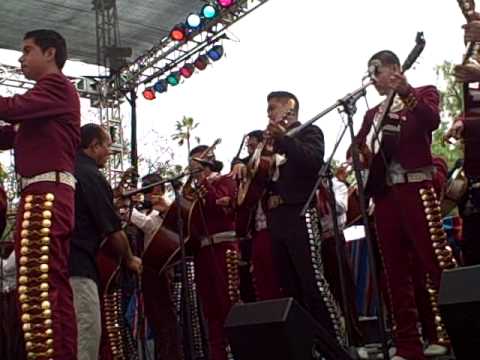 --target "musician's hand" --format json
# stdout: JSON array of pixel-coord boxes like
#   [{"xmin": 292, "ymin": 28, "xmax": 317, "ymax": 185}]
[
  {"xmin": 443, "ymin": 119, "xmax": 465, "ymax": 143},
  {"xmin": 267, "ymin": 122, "xmax": 287, "ymax": 140},
  {"xmin": 464, "ymin": 20, "xmax": 480, "ymax": 43},
  {"xmin": 389, "ymin": 72, "xmax": 410, "ymax": 96},
  {"xmin": 335, "ymin": 164, "xmax": 350, "ymax": 183},
  {"xmin": 231, "ymin": 163, "xmax": 247, "ymax": 182},
  {"xmin": 216, "ymin": 196, "xmax": 232, "ymax": 207},
  {"xmin": 126, "ymin": 255, "xmax": 143, "ymax": 274},
  {"xmin": 454, "ymin": 64, "xmax": 480, "ymax": 83},
  {"xmin": 152, "ymin": 195, "xmax": 169, "ymax": 214}
]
